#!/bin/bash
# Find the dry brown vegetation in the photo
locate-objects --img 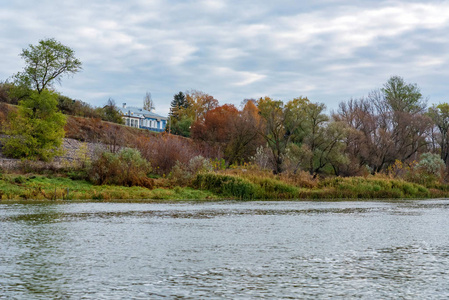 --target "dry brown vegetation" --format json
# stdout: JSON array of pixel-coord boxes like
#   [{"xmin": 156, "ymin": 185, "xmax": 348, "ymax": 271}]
[{"xmin": 64, "ymin": 116, "xmax": 157, "ymax": 145}]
